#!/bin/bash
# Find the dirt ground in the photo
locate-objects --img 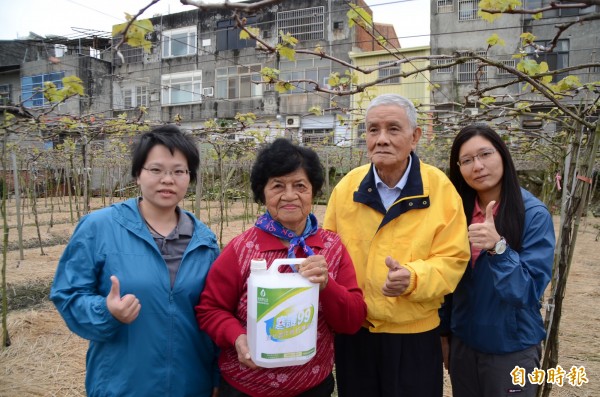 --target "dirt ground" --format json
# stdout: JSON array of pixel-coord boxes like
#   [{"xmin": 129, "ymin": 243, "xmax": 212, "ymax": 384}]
[{"xmin": 0, "ymin": 197, "xmax": 598, "ymax": 397}]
